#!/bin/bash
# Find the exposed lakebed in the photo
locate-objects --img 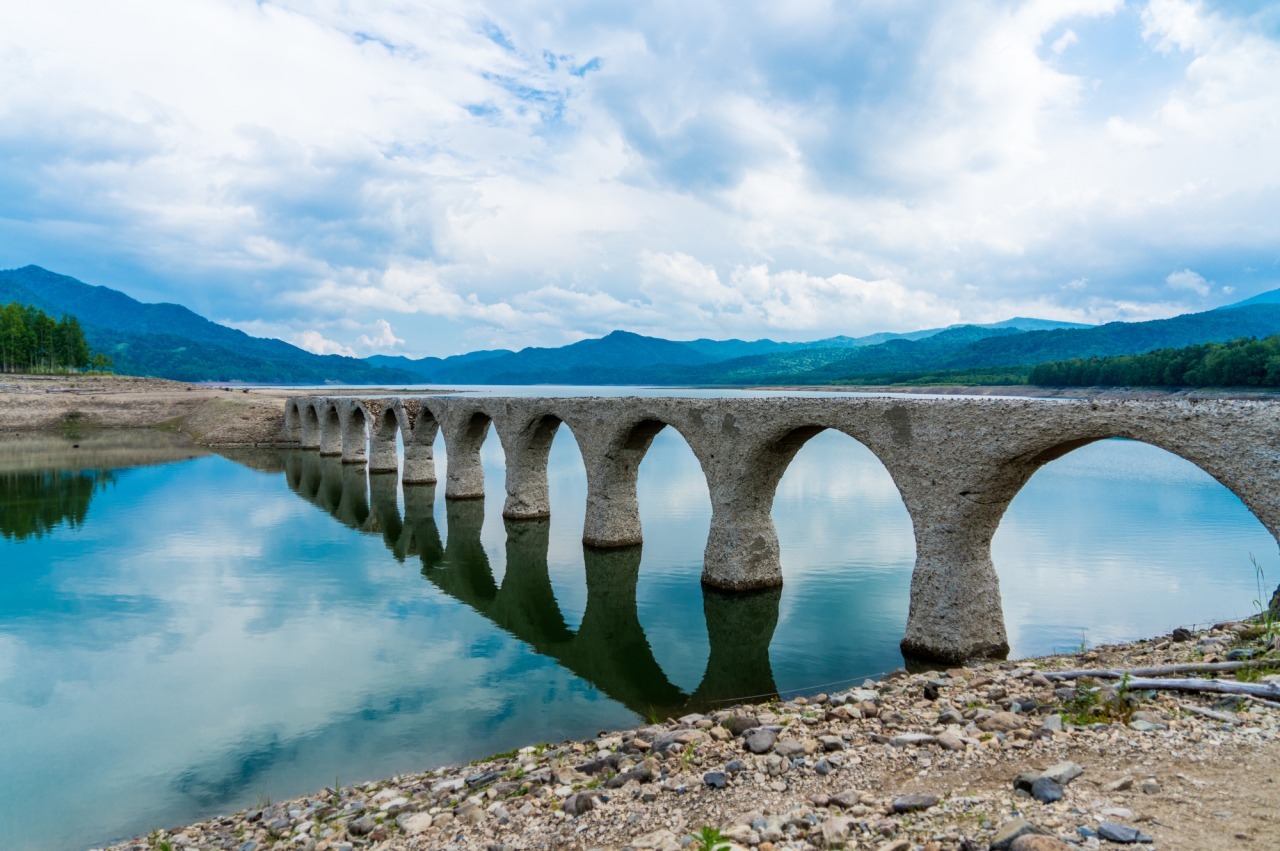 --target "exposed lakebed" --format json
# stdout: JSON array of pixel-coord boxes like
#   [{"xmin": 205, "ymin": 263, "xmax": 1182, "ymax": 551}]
[{"xmin": 0, "ymin": 424, "xmax": 1274, "ymax": 850}]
